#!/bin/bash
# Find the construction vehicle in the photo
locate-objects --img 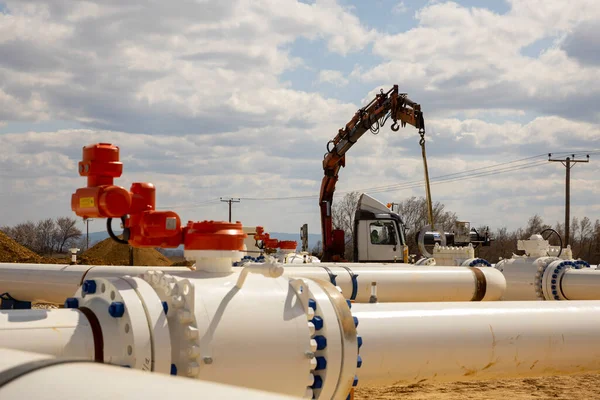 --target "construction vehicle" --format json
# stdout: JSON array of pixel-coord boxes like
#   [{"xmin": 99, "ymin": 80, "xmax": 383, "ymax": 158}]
[
  {"xmin": 352, "ymin": 193, "xmax": 491, "ymax": 262},
  {"xmin": 319, "ymin": 85, "xmax": 429, "ymax": 262}
]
